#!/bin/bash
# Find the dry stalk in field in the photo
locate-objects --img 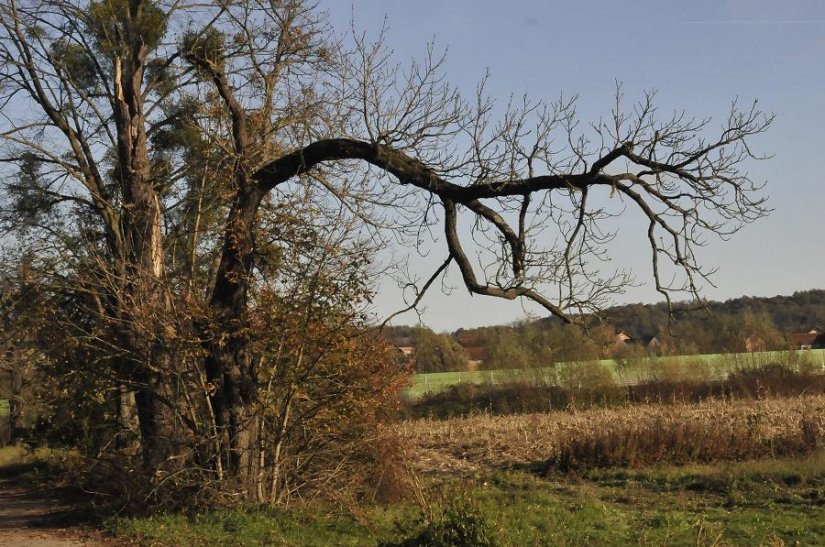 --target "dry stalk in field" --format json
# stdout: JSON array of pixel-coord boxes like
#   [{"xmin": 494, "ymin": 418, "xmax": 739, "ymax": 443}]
[{"xmin": 403, "ymin": 395, "xmax": 825, "ymax": 473}]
